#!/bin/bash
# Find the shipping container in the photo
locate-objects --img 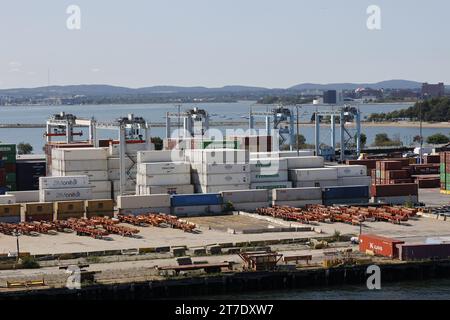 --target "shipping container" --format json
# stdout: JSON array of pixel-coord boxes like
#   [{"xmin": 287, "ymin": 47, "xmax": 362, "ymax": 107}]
[
  {"xmin": 250, "ymin": 181, "xmax": 292, "ymax": 190},
  {"xmin": 137, "ymin": 184, "xmax": 194, "ymax": 195},
  {"xmin": 272, "ymin": 187, "xmax": 322, "ymax": 201},
  {"xmin": 398, "ymin": 243, "xmax": 450, "ymax": 261},
  {"xmin": 322, "ymin": 185, "xmax": 369, "ymax": 200},
  {"xmin": 23, "ymin": 202, "xmax": 53, "ymax": 215},
  {"xmin": 52, "ymin": 159, "xmax": 108, "ymax": 171},
  {"xmin": 191, "ymin": 162, "xmax": 249, "ymax": 175},
  {"xmin": 54, "ymin": 200, "xmax": 85, "ymax": 214},
  {"xmin": 171, "ymin": 204, "xmax": 223, "ymax": 217},
  {"xmin": 328, "ymin": 165, "xmax": 367, "ymax": 178},
  {"xmin": 292, "ymin": 180, "xmax": 339, "ymax": 188},
  {"xmin": 52, "ymin": 147, "xmax": 108, "ymax": 161},
  {"xmin": 15, "ymin": 160, "xmax": 46, "ymax": 191},
  {"xmin": 359, "ymin": 234, "xmax": 404, "ymax": 258},
  {"xmin": 136, "ymin": 173, "xmax": 191, "ymax": 186},
  {"xmin": 284, "ymin": 156, "xmax": 324, "ymax": 169},
  {"xmin": 171, "ymin": 193, "xmax": 222, "ymax": 207},
  {"xmin": 137, "ymin": 150, "xmax": 184, "ymax": 163},
  {"xmin": 194, "ymin": 184, "xmax": 250, "ymax": 194},
  {"xmin": 137, "ymin": 162, "xmax": 190, "ymax": 175},
  {"xmin": 0, "ymin": 204, "xmax": 21, "ymax": 217},
  {"xmin": 39, "ymin": 175, "xmax": 90, "ymax": 189},
  {"xmin": 371, "ymin": 183, "xmax": 418, "ymax": 197},
  {"xmin": 232, "ymin": 201, "xmax": 271, "ymax": 212},
  {"xmin": 372, "ymin": 195, "xmax": 419, "ymax": 205},
  {"xmin": 118, "ymin": 207, "xmax": 171, "ymax": 216},
  {"xmin": 0, "ymin": 195, "xmax": 15, "ymax": 204},
  {"xmin": 337, "ymin": 176, "xmax": 371, "ymax": 187},
  {"xmin": 117, "ymin": 194, "xmax": 171, "ymax": 209},
  {"xmin": 5, "ymin": 191, "xmax": 39, "ymax": 203},
  {"xmin": 272, "ymin": 199, "xmax": 323, "ymax": 207},
  {"xmin": 221, "ymin": 189, "xmax": 269, "ymax": 203},
  {"xmin": 40, "ymin": 187, "xmax": 93, "ymax": 202},
  {"xmin": 54, "ymin": 170, "xmax": 109, "ymax": 182},
  {"xmin": 249, "ymin": 158, "xmax": 288, "ymax": 172},
  {"xmin": 322, "ymin": 198, "xmax": 369, "ymax": 206},
  {"xmin": 288, "ymin": 167, "xmax": 338, "ymax": 181}
]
